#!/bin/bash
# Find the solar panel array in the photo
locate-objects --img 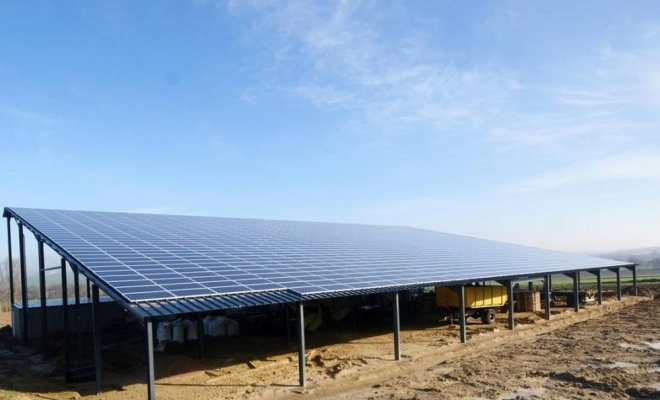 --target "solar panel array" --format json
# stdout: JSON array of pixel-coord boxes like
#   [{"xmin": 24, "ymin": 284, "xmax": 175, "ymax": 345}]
[{"xmin": 6, "ymin": 207, "xmax": 631, "ymax": 303}]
